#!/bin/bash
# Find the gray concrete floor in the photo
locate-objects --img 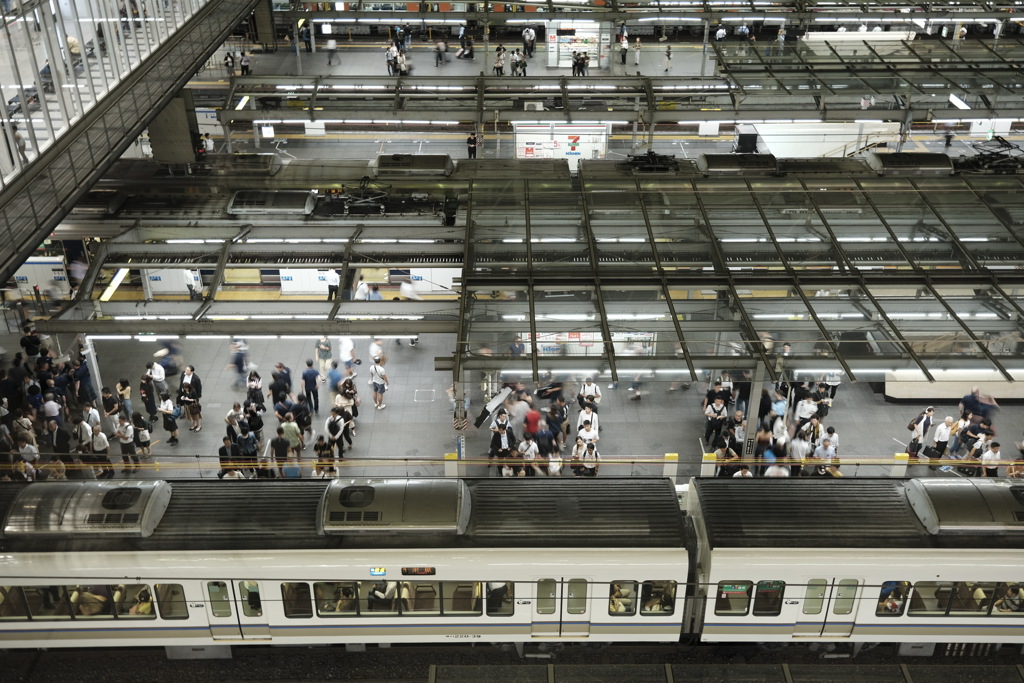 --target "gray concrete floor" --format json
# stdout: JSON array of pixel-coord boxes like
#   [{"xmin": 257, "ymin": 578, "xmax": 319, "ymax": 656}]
[{"xmin": 13, "ymin": 331, "xmax": 1020, "ymax": 483}]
